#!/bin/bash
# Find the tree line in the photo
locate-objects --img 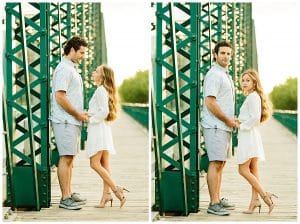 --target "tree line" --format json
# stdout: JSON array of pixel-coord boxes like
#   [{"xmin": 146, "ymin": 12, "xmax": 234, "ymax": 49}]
[{"xmin": 269, "ymin": 77, "xmax": 297, "ymax": 110}]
